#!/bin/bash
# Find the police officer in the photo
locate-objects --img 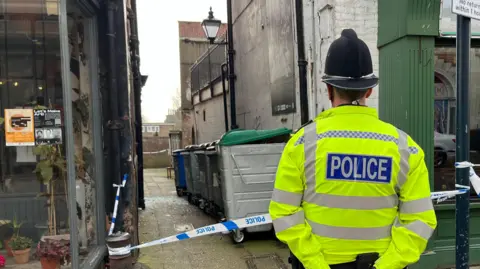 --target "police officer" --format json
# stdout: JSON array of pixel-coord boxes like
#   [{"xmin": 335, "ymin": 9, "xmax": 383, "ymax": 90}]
[{"xmin": 269, "ymin": 29, "xmax": 437, "ymax": 269}]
